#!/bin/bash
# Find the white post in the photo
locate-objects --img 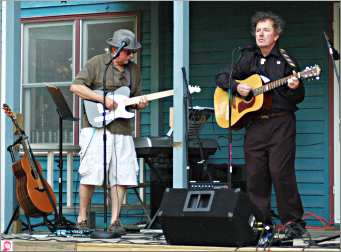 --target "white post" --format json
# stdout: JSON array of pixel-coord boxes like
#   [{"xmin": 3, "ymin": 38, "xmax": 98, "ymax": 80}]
[
  {"xmin": 333, "ymin": 2, "xmax": 340, "ymax": 225},
  {"xmin": 0, "ymin": 0, "xmax": 21, "ymax": 232},
  {"xmin": 47, "ymin": 151, "xmax": 54, "ymax": 188},
  {"xmin": 67, "ymin": 152, "xmax": 73, "ymax": 207},
  {"xmin": 139, "ymin": 158, "xmax": 144, "ymax": 201},
  {"xmin": 173, "ymin": 0, "xmax": 189, "ymax": 189}
]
